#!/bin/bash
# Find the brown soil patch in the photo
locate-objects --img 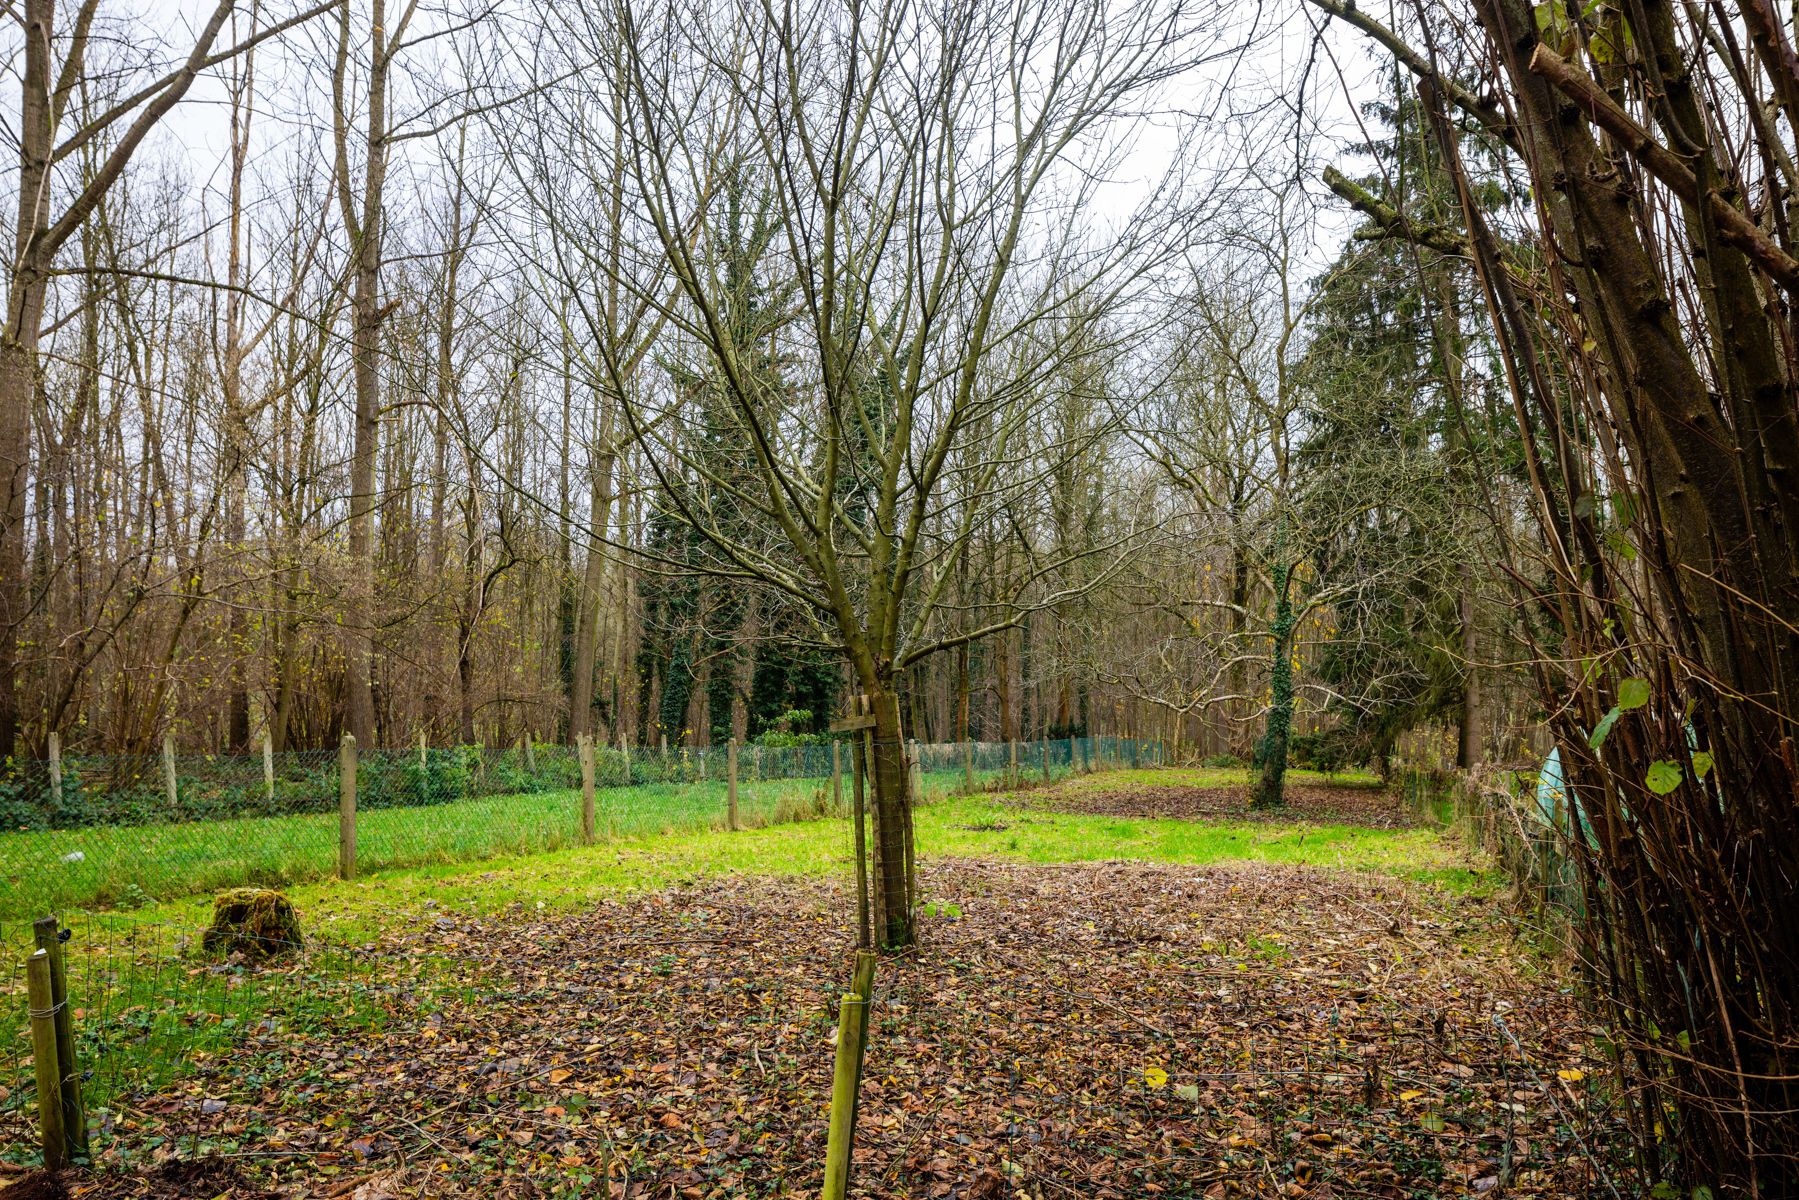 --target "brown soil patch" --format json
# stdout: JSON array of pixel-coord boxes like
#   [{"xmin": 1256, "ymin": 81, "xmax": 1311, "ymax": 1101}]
[{"xmin": 1036, "ymin": 783, "xmax": 1421, "ymax": 828}]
